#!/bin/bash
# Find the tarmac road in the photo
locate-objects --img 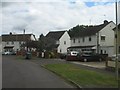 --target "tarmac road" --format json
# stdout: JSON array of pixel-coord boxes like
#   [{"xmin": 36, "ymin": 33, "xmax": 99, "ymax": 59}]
[{"xmin": 2, "ymin": 56, "xmax": 74, "ymax": 88}]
